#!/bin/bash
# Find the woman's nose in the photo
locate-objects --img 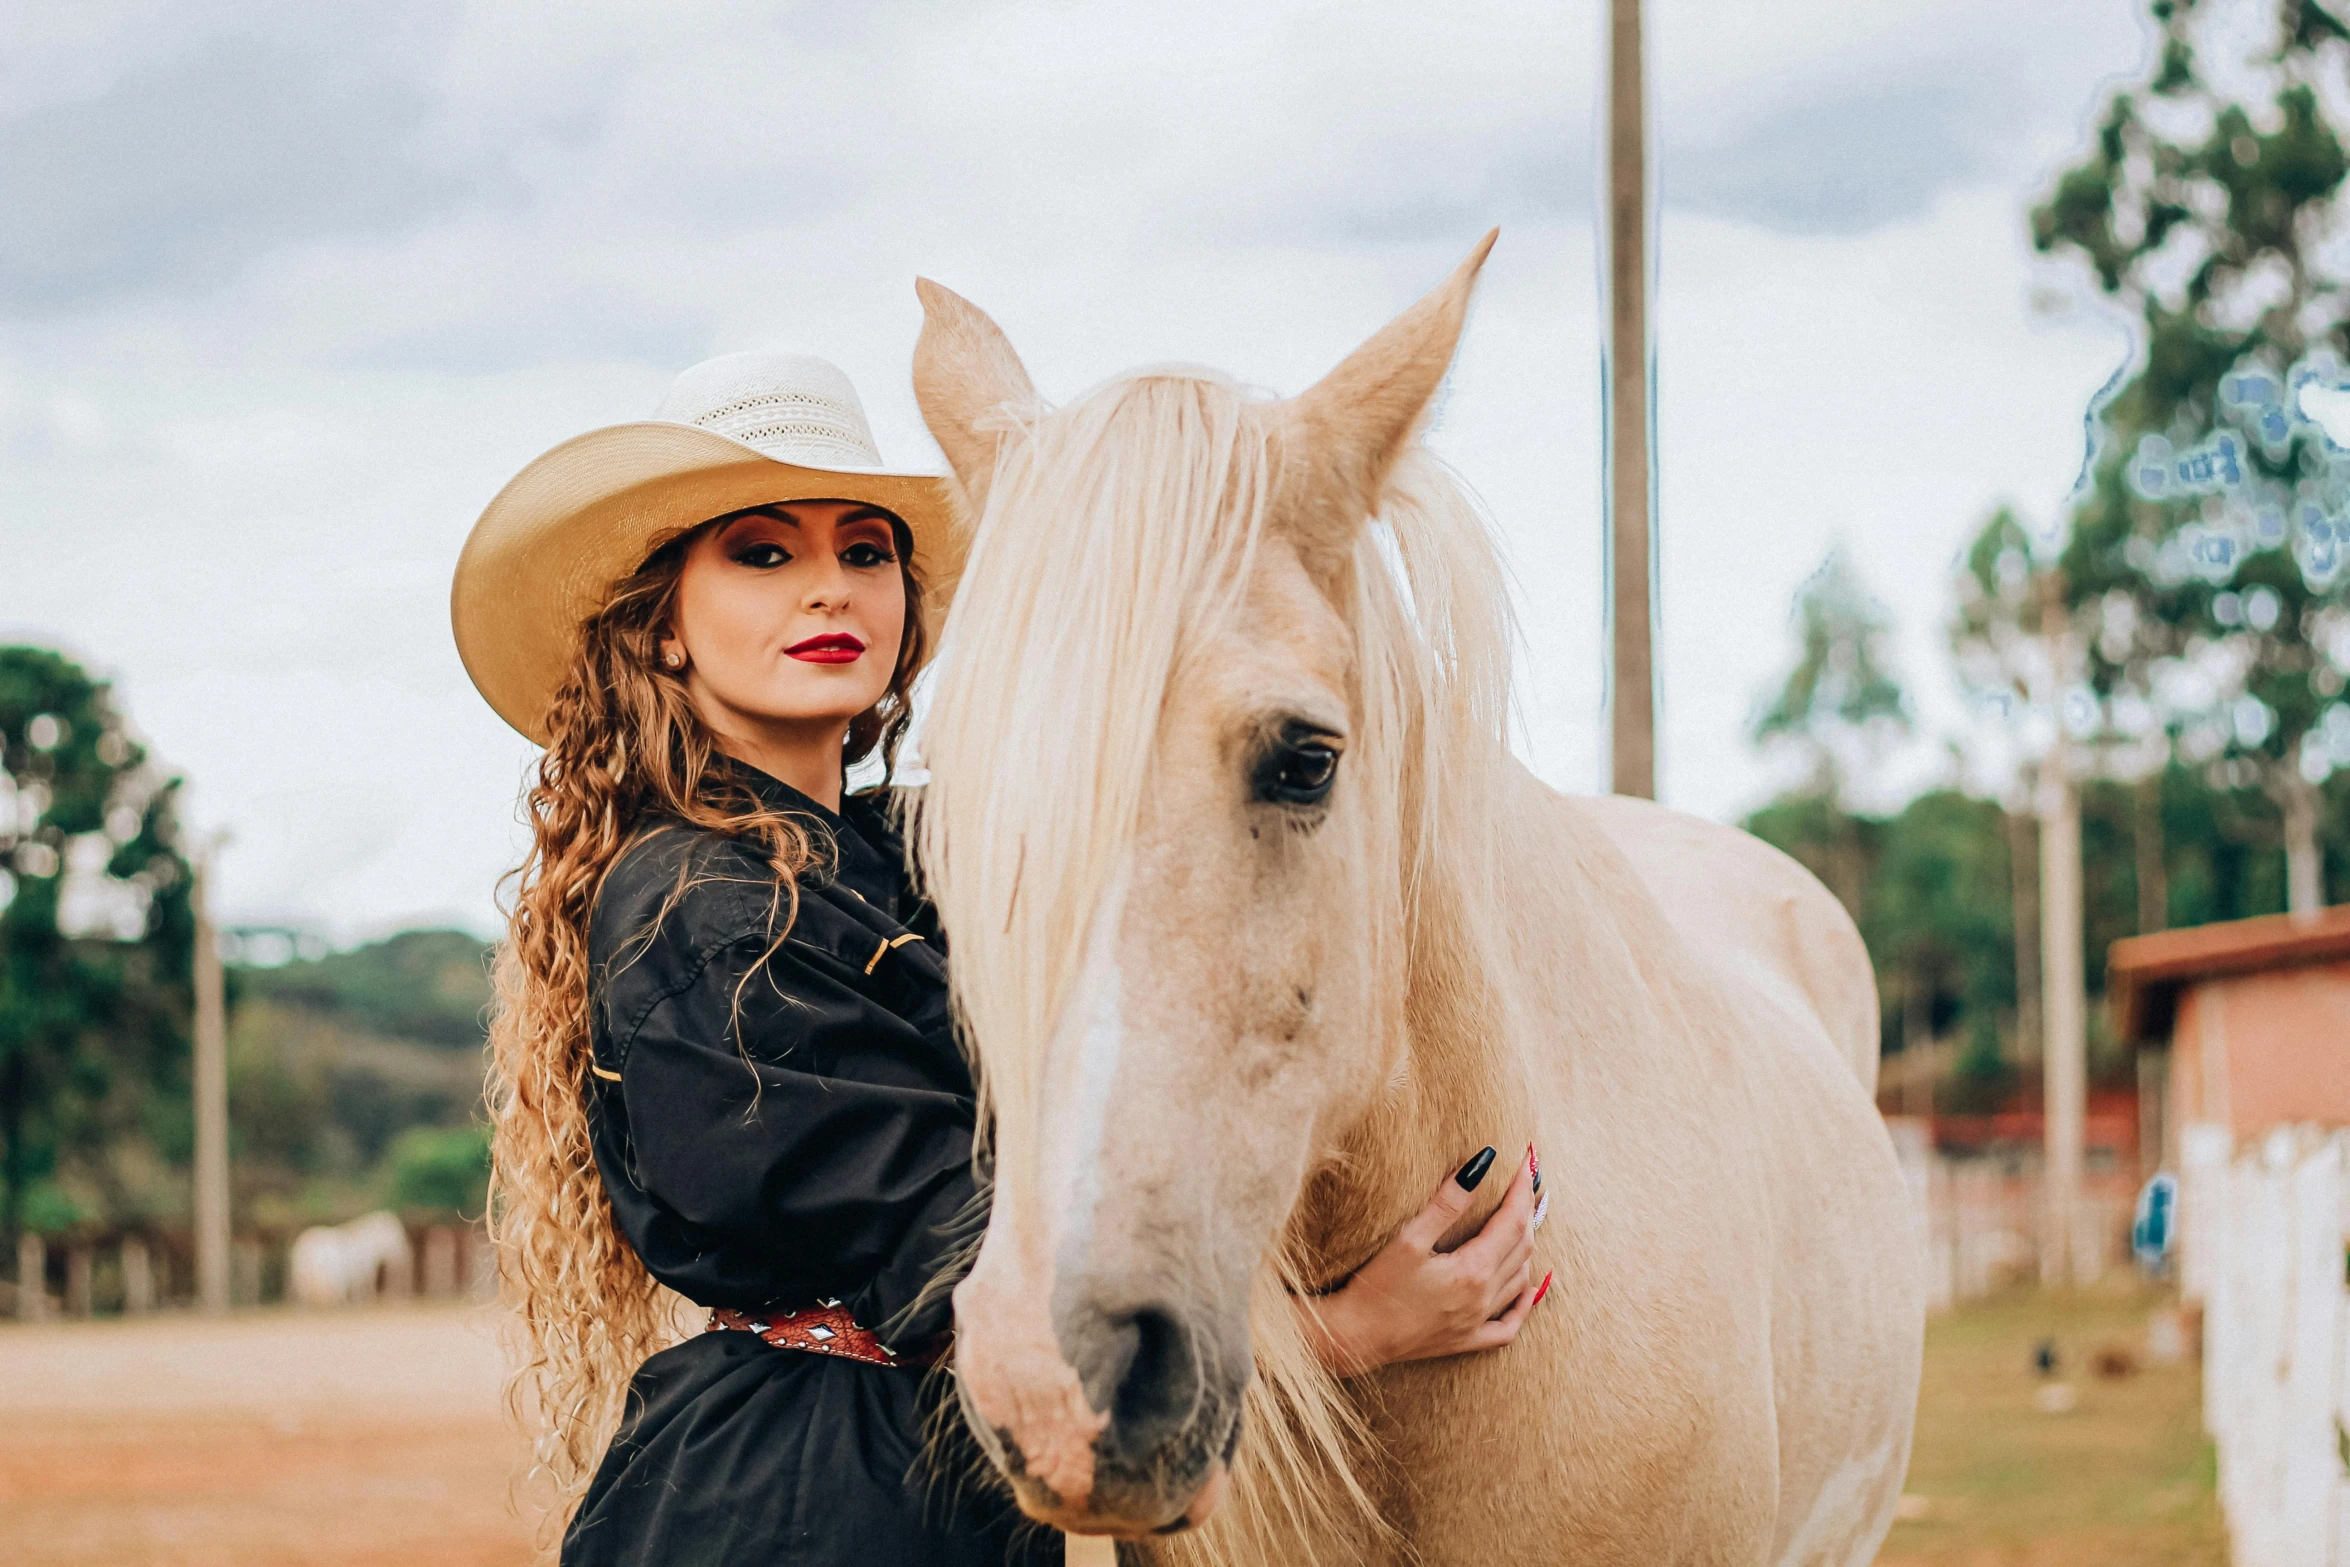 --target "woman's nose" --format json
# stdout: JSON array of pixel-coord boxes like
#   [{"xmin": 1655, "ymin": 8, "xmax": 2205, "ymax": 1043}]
[{"xmin": 802, "ymin": 561, "xmax": 852, "ymax": 611}]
